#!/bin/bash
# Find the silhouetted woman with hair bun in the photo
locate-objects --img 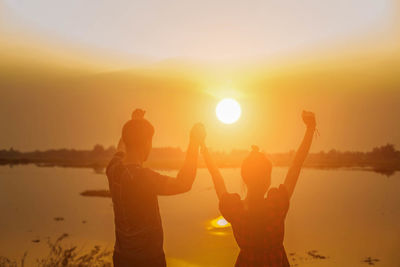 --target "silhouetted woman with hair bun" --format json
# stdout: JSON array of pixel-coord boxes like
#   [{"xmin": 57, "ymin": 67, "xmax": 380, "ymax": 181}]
[{"xmin": 201, "ymin": 111, "xmax": 316, "ymax": 267}]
